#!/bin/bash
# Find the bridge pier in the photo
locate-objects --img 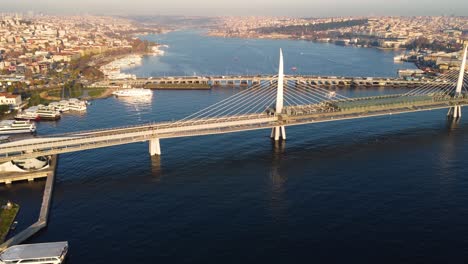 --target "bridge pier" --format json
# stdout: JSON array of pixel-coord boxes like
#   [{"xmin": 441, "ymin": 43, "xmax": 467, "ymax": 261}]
[
  {"xmin": 271, "ymin": 126, "xmax": 286, "ymax": 141},
  {"xmin": 447, "ymin": 105, "xmax": 462, "ymax": 119},
  {"xmin": 149, "ymin": 138, "xmax": 161, "ymax": 156}
]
